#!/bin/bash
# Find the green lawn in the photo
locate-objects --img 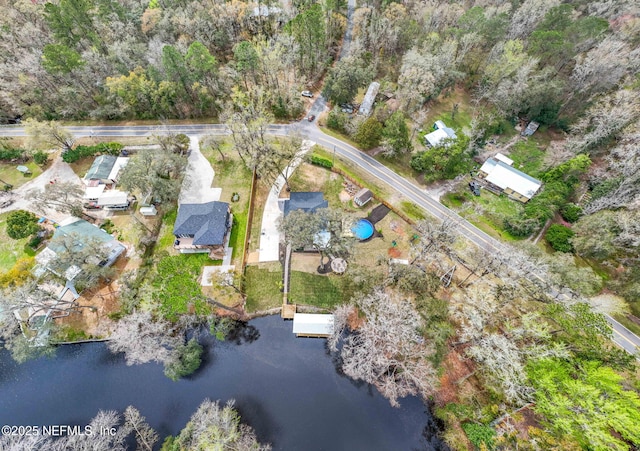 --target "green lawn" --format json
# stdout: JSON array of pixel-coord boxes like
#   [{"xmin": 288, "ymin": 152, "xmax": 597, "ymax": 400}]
[
  {"xmin": 244, "ymin": 263, "xmax": 283, "ymax": 312},
  {"xmin": 401, "ymin": 201, "xmax": 425, "ymax": 221},
  {"xmin": 156, "ymin": 208, "xmax": 178, "ymax": 252},
  {"xmin": 442, "ymin": 188, "xmax": 525, "ymax": 241},
  {"xmin": 0, "ymin": 161, "xmax": 43, "ymax": 189},
  {"xmin": 507, "ymin": 140, "xmax": 546, "ymax": 178},
  {"xmin": 0, "ymin": 212, "xmax": 36, "ymax": 272},
  {"xmin": 289, "ymin": 271, "xmax": 353, "ymax": 309}
]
